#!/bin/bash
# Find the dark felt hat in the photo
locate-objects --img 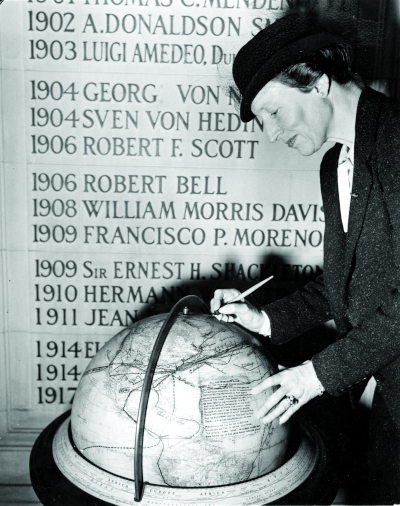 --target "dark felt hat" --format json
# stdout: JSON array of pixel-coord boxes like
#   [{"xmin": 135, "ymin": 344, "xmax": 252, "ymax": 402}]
[{"xmin": 233, "ymin": 12, "xmax": 345, "ymax": 122}]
